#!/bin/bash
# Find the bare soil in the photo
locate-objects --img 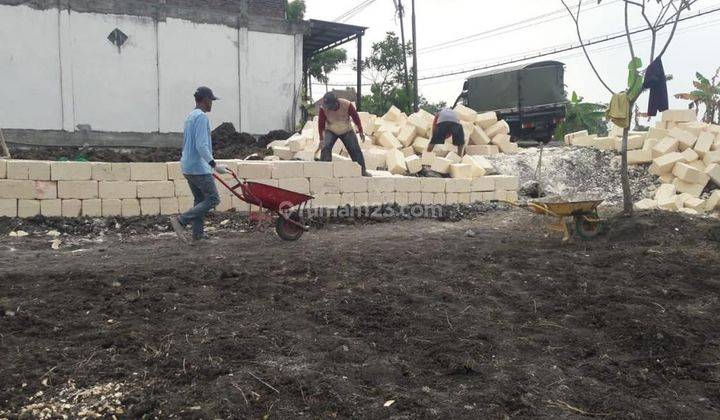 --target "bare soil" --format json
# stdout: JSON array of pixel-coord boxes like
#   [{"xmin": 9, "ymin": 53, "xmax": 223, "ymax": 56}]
[{"xmin": 1, "ymin": 209, "xmax": 720, "ymax": 418}]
